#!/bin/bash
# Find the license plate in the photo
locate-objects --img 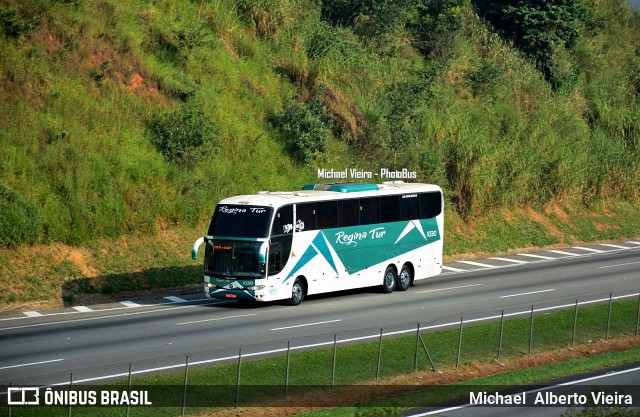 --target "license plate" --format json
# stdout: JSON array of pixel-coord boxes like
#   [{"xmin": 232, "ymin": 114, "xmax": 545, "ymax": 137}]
[{"xmin": 225, "ymin": 293, "xmax": 237, "ymax": 299}]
